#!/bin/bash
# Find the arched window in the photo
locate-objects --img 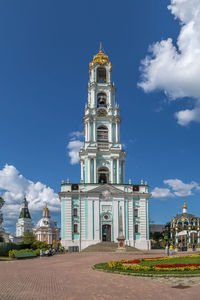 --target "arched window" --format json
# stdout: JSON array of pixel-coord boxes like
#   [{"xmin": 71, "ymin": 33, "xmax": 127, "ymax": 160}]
[
  {"xmin": 97, "ymin": 67, "xmax": 106, "ymax": 83},
  {"xmin": 73, "ymin": 208, "xmax": 78, "ymax": 217},
  {"xmin": 98, "ymin": 167, "xmax": 109, "ymax": 184},
  {"xmin": 73, "ymin": 224, "xmax": 78, "ymax": 233},
  {"xmin": 97, "ymin": 125, "xmax": 108, "ymax": 142},
  {"xmin": 97, "ymin": 92, "xmax": 107, "ymax": 108}
]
